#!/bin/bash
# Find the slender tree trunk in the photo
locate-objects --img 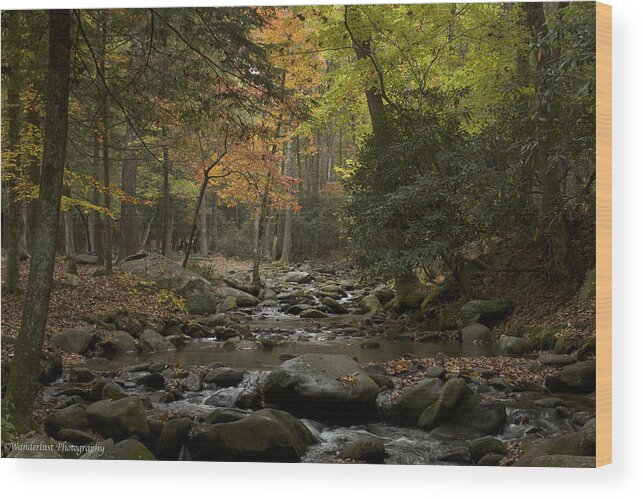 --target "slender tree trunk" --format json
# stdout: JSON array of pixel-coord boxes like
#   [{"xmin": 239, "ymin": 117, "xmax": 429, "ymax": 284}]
[
  {"xmin": 199, "ymin": 191, "xmax": 208, "ymax": 255},
  {"xmin": 141, "ymin": 206, "xmax": 156, "ymax": 249},
  {"xmin": 161, "ymin": 139, "xmax": 171, "ymax": 256},
  {"xmin": 92, "ymin": 133, "xmax": 104, "ymax": 261},
  {"xmin": 119, "ymin": 122, "xmax": 139, "ymax": 258},
  {"xmin": 211, "ymin": 191, "xmax": 219, "ymax": 252},
  {"xmin": 3, "ymin": 10, "xmax": 23, "ymax": 293},
  {"xmin": 182, "ymin": 179, "xmax": 208, "ymax": 267},
  {"xmin": 63, "ymin": 209, "xmax": 77, "ymax": 274},
  {"xmin": 280, "ymin": 139, "xmax": 296, "ymax": 263},
  {"xmin": 4, "ymin": 10, "xmax": 71, "ymax": 432},
  {"xmin": 99, "ymin": 14, "xmax": 112, "ymax": 274}
]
